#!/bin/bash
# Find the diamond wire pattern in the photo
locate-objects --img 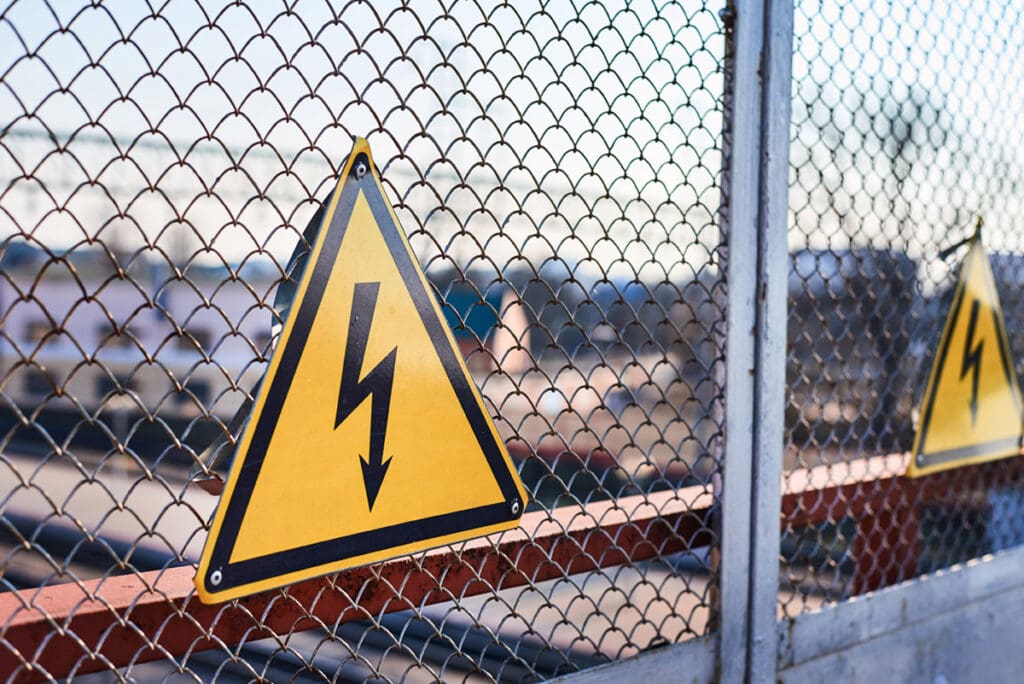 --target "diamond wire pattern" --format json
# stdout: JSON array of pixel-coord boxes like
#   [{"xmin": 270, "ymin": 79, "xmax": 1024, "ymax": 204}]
[
  {"xmin": 783, "ymin": 0, "xmax": 1024, "ymax": 616},
  {"xmin": 0, "ymin": 1, "xmax": 725, "ymax": 680}
]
